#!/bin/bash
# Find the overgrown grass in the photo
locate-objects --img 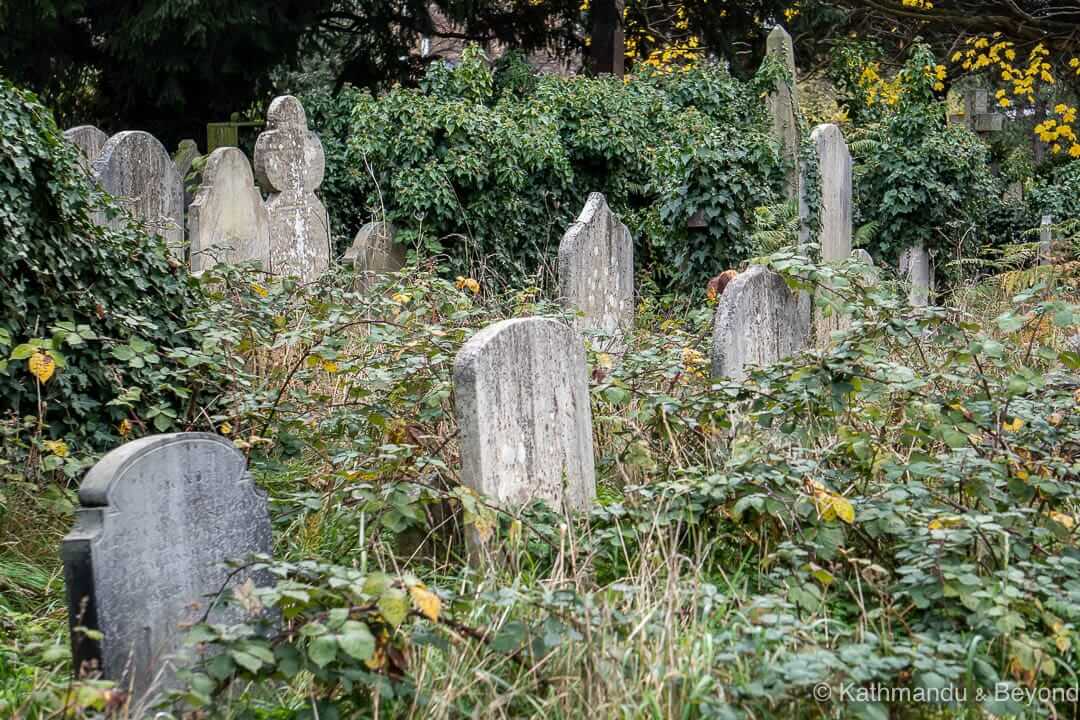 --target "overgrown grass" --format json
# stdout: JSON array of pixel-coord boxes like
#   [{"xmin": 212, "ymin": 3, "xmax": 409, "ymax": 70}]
[{"xmin": 2, "ymin": 255, "xmax": 1079, "ymax": 719}]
